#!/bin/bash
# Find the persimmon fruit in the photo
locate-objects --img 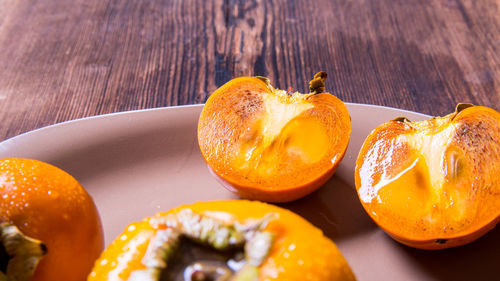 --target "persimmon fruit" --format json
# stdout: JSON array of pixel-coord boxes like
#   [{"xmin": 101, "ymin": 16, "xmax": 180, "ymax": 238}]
[
  {"xmin": 355, "ymin": 104, "xmax": 500, "ymax": 249},
  {"xmin": 198, "ymin": 73, "xmax": 351, "ymax": 202},
  {"xmin": 0, "ymin": 158, "xmax": 104, "ymax": 281},
  {"xmin": 88, "ymin": 200, "xmax": 356, "ymax": 281}
]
